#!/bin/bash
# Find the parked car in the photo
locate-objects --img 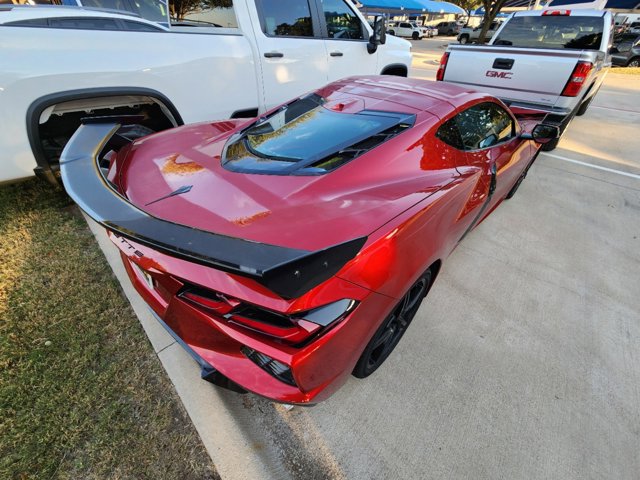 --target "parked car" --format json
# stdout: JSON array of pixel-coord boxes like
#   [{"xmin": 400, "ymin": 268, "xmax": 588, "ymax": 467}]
[
  {"xmin": 457, "ymin": 20, "xmax": 503, "ymax": 44},
  {"xmin": 611, "ymin": 33, "xmax": 640, "ymax": 67},
  {"xmin": 0, "ymin": 0, "xmax": 411, "ymax": 185},
  {"xmin": 439, "ymin": 9, "xmax": 612, "ymax": 151},
  {"xmin": 60, "ymin": 76, "xmax": 558, "ymax": 404},
  {"xmin": 436, "ymin": 21, "xmax": 460, "ymax": 36},
  {"xmin": 387, "ymin": 20, "xmax": 427, "ymax": 39}
]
